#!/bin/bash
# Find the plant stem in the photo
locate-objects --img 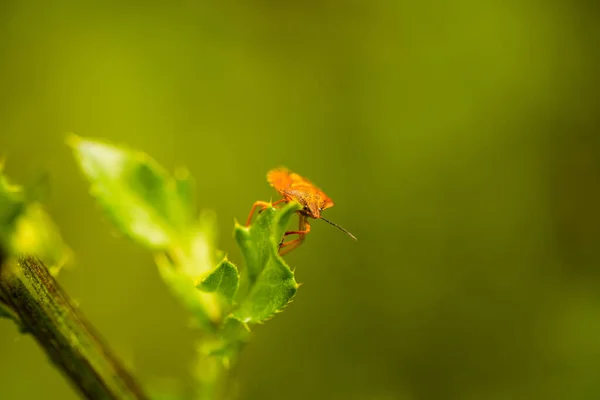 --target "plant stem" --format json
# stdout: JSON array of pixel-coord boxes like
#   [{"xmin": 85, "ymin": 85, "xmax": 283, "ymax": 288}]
[{"xmin": 0, "ymin": 256, "xmax": 149, "ymax": 400}]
